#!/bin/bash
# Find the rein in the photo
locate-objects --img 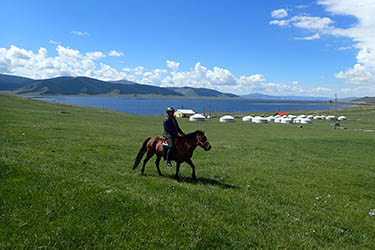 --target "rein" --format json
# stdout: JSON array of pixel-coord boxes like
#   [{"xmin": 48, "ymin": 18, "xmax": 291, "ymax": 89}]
[{"xmin": 196, "ymin": 138, "xmax": 209, "ymax": 148}]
